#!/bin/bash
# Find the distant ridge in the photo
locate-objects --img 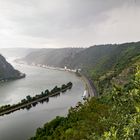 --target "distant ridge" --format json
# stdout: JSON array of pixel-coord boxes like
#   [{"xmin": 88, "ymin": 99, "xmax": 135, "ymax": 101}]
[
  {"xmin": 20, "ymin": 42, "xmax": 140, "ymax": 75},
  {"xmin": 20, "ymin": 48, "xmax": 84, "ymax": 67}
]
